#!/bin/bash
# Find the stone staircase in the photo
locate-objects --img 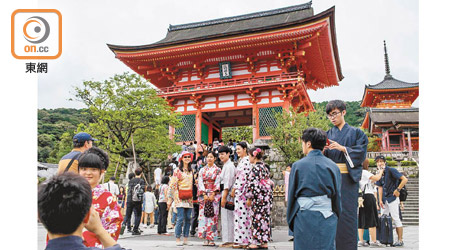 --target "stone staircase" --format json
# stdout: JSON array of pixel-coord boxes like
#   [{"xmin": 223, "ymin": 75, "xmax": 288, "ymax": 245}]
[{"xmin": 401, "ymin": 178, "xmax": 419, "ymax": 226}]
